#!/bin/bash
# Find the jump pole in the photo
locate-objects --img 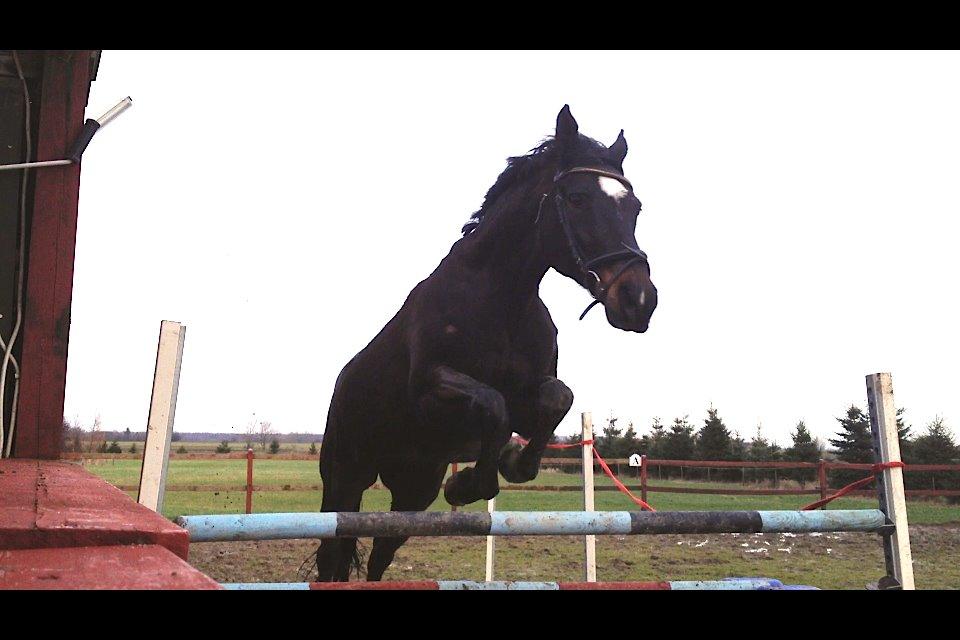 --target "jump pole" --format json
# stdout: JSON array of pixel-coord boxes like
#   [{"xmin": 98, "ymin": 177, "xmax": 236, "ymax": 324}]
[
  {"xmin": 177, "ymin": 509, "xmax": 887, "ymax": 541},
  {"xmin": 220, "ymin": 578, "xmax": 798, "ymax": 590}
]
